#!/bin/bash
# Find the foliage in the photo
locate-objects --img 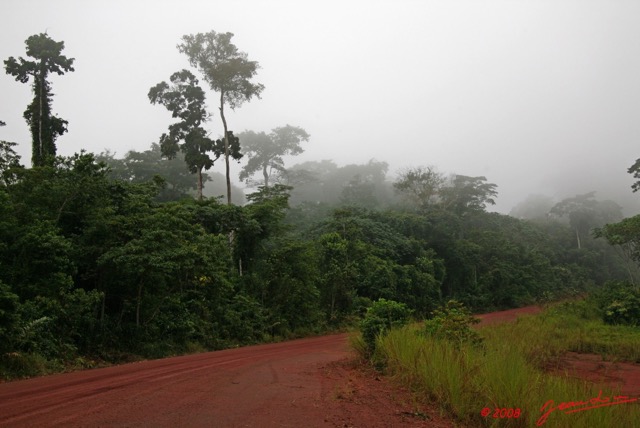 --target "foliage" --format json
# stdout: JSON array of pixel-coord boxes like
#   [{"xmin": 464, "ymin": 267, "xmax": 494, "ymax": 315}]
[
  {"xmin": 365, "ymin": 300, "xmax": 640, "ymax": 427},
  {"xmin": 359, "ymin": 298, "xmax": 411, "ymax": 352},
  {"xmin": 245, "ymin": 238, "xmax": 322, "ymax": 336},
  {"xmin": 4, "ymin": 33, "xmax": 74, "ymax": 166},
  {"xmin": 286, "ymin": 159, "xmax": 394, "ymax": 209},
  {"xmin": 238, "ymin": 125, "xmax": 309, "ymax": 188},
  {"xmin": 439, "ymin": 174, "xmax": 497, "ymax": 215},
  {"xmin": 375, "ymin": 315, "xmax": 640, "ymax": 428},
  {"xmin": 0, "ymin": 280, "xmax": 19, "ymax": 354},
  {"xmin": 313, "ymin": 208, "xmax": 444, "ymax": 321},
  {"xmin": 148, "ymin": 69, "xmax": 239, "ymax": 200},
  {"xmin": 551, "ymin": 192, "xmax": 623, "ymax": 249},
  {"xmin": 423, "ymin": 300, "xmax": 482, "ymax": 347},
  {"xmin": 592, "ymin": 281, "xmax": 640, "ymax": 326},
  {"xmin": 595, "ymin": 215, "xmax": 640, "ymax": 268},
  {"xmin": 394, "ymin": 167, "xmax": 497, "ymax": 216},
  {"xmin": 393, "ymin": 166, "xmax": 444, "ymax": 210},
  {"xmin": 16, "ymin": 288, "xmax": 102, "ymax": 359},
  {"xmin": 177, "ymin": 30, "xmax": 263, "ymax": 204},
  {"xmin": 629, "ymin": 158, "xmax": 640, "ymax": 193},
  {"xmin": 98, "ymin": 144, "xmax": 198, "ymax": 201},
  {"xmin": 0, "ymin": 140, "xmax": 23, "ymax": 186},
  {"xmin": 178, "ymin": 31, "xmax": 264, "ymax": 110}
]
